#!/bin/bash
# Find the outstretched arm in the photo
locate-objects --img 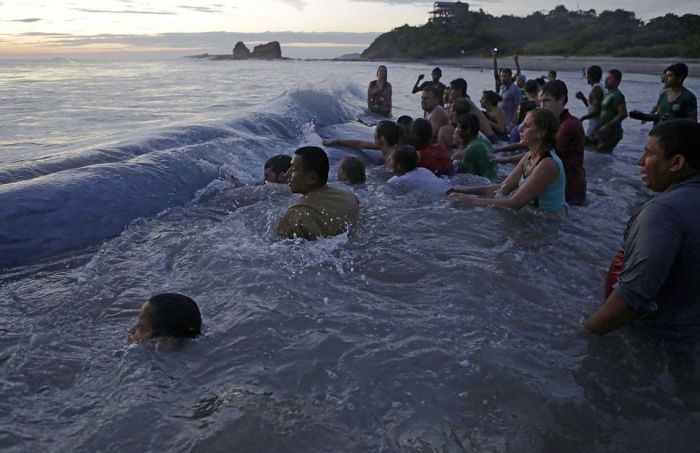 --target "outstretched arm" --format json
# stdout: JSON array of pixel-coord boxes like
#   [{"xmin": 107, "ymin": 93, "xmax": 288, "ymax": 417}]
[
  {"xmin": 492, "ymin": 50, "xmax": 500, "ymax": 91},
  {"xmin": 512, "ymin": 55, "xmax": 521, "ymax": 82},
  {"xmin": 323, "ymin": 138, "xmax": 379, "ymax": 150},
  {"xmin": 412, "ymin": 74, "xmax": 425, "ymax": 94}
]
